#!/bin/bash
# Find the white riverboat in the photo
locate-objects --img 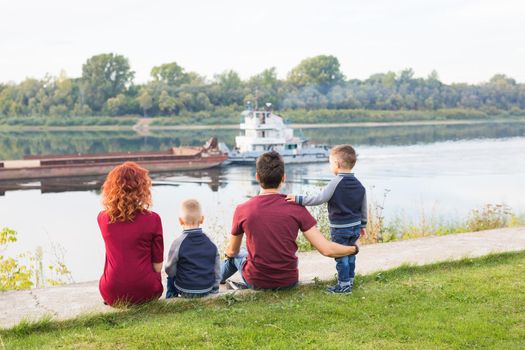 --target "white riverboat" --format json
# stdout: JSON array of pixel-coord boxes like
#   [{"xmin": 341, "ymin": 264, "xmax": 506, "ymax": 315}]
[{"xmin": 224, "ymin": 107, "xmax": 330, "ymax": 164}]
